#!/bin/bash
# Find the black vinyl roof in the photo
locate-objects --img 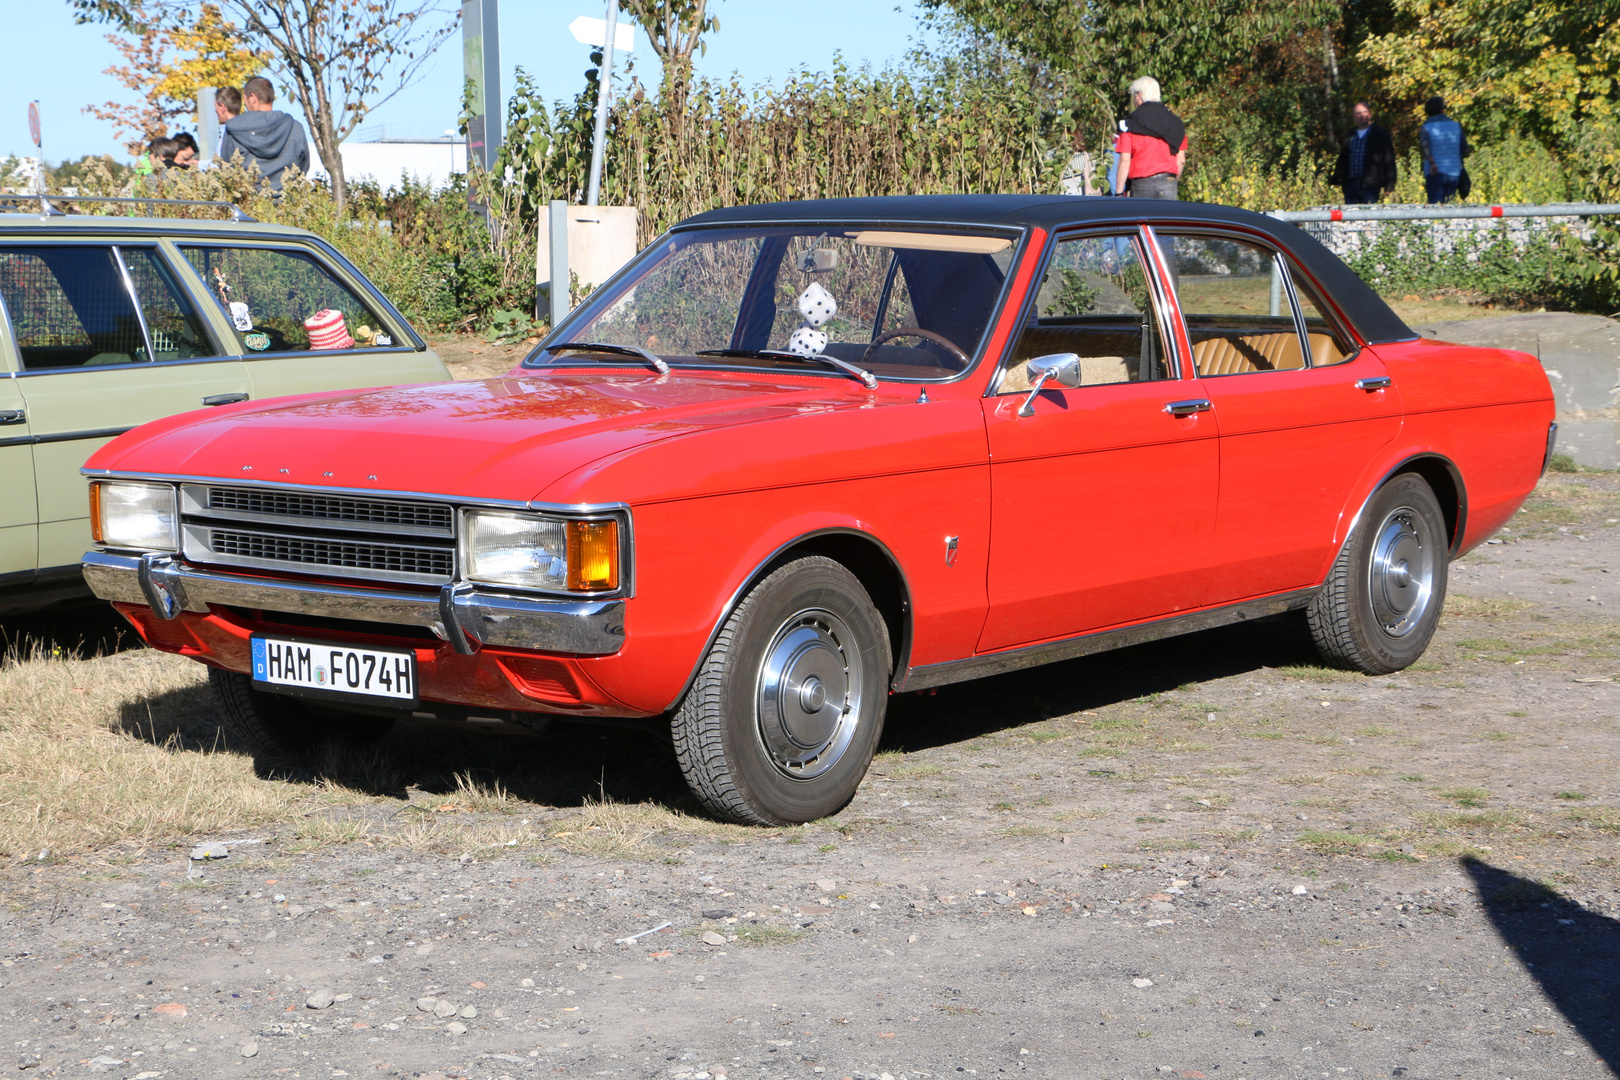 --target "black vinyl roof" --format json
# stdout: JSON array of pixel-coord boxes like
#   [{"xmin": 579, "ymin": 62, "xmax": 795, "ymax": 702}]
[{"xmin": 685, "ymin": 195, "xmax": 1417, "ymax": 345}]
